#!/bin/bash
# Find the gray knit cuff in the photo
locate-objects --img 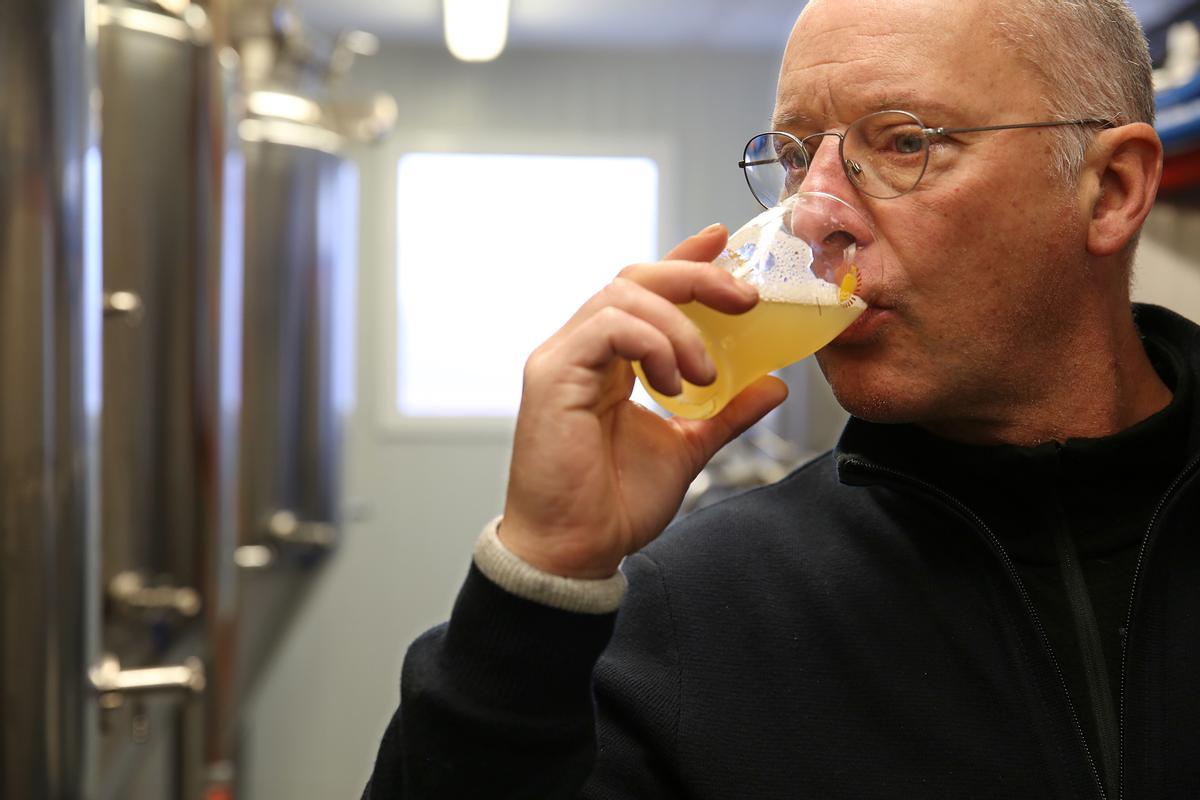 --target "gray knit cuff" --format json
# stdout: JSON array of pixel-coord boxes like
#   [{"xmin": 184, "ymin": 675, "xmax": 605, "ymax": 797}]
[{"xmin": 472, "ymin": 517, "xmax": 627, "ymax": 615}]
